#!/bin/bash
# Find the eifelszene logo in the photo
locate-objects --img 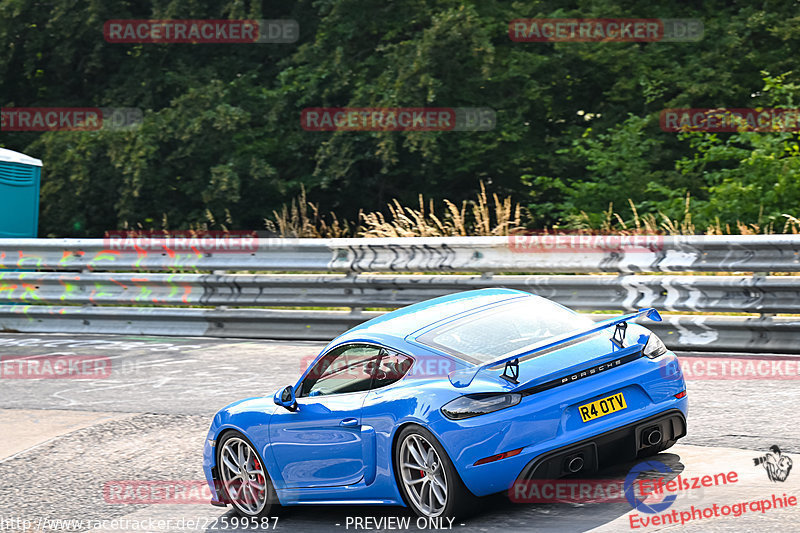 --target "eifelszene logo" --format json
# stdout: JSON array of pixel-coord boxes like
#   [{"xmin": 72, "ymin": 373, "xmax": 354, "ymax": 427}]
[
  {"xmin": 624, "ymin": 460, "xmax": 677, "ymax": 514},
  {"xmin": 753, "ymin": 446, "xmax": 793, "ymax": 482}
]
